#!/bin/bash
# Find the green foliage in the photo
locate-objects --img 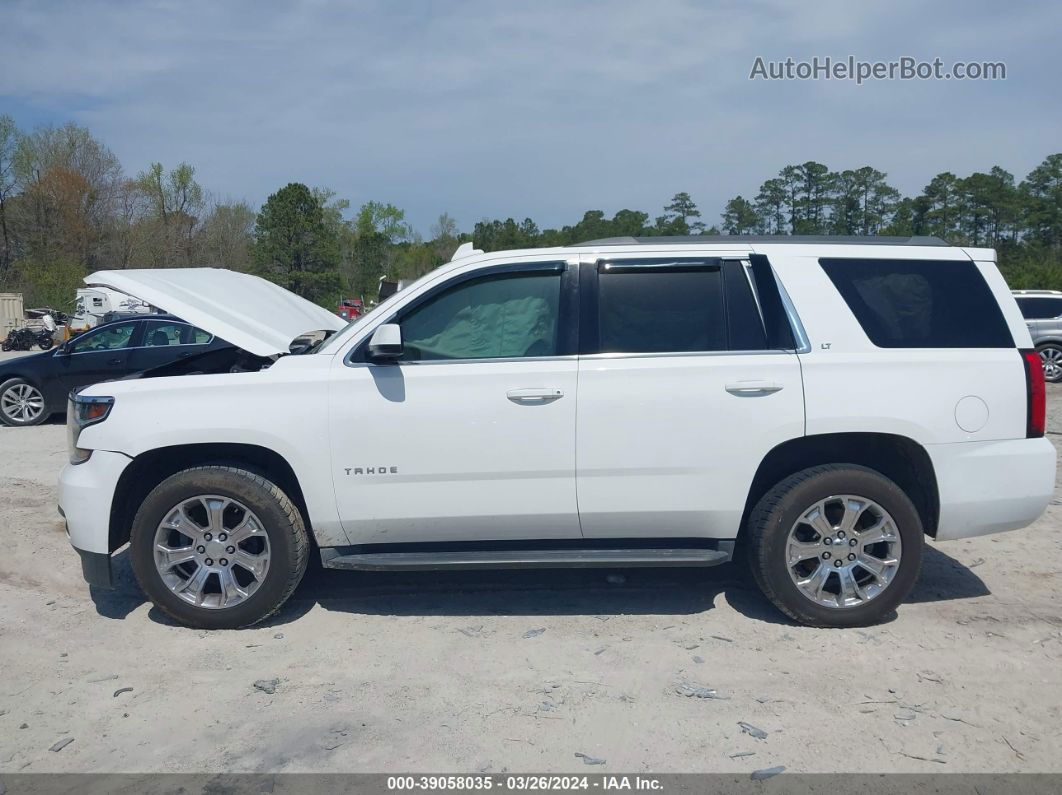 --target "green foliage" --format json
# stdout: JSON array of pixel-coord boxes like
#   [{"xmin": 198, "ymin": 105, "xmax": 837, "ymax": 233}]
[
  {"xmin": 995, "ymin": 242, "xmax": 1062, "ymax": 289},
  {"xmin": 0, "ymin": 113, "xmax": 18, "ymax": 273},
  {"xmin": 133, "ymin": 162, "xmax": 205, "ymax": 266},
  {"xmin": 8, "ymin": 255, "xmax": 84, "ymax": 309},
  {"xmin": 658, "ymin": 192, "xmax": 704, "ymax": 234},
  {"xmin": 1021, "ymin": 154, "xmax": 1062, "ymax": 248},
  {"xmin": 722, "ymin": 196, "xmax": 758, "ymax": 234},
  {"xmin": 1, "ymin": 111, "xmax": 1062, "ymax": 309},
  {"xmin": 348, "ymin": 201, "xmax": 414, "ymax": 299},
  {"xmin": 253, "ymin": 183, "xmax": 341, "ymax": 304},
  {"xmin": 755, "ymin": 179, "xmax": 787, "ymax": 234}
]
